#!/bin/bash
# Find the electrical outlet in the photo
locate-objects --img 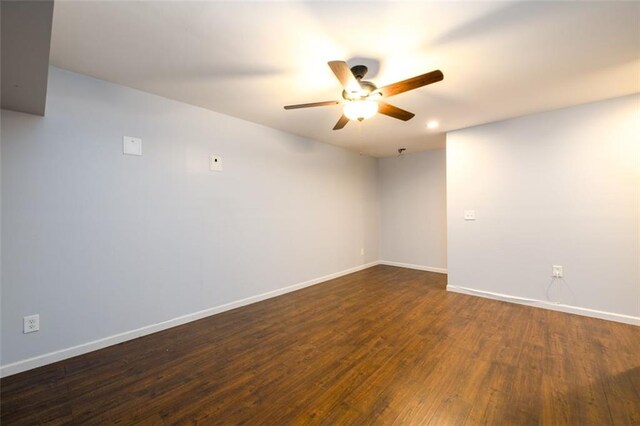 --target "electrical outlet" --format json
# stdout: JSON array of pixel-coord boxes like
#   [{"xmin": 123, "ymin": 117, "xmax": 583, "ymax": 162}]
[
  {"xmin": 360, "ymin": 248, "xmax": 365, "ymax": 256},
  {"xmin": 464, "ymin": 210, "xmax": 476, "ymax": 221},
  {"xmin": 23, "ymin": 314, "xmax": 39, "ymax": 334},
  {"xmin": 552, "ymin": 265, "xmax": 563, "ymax": 278}
]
